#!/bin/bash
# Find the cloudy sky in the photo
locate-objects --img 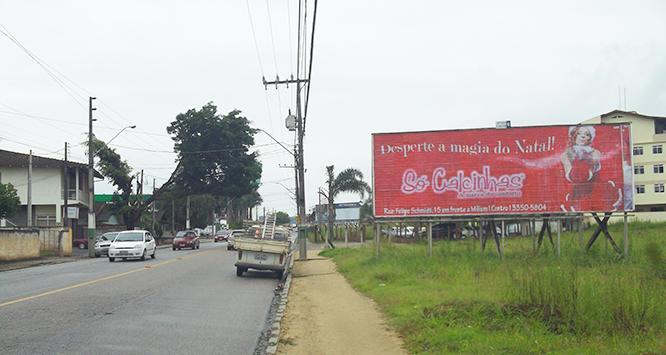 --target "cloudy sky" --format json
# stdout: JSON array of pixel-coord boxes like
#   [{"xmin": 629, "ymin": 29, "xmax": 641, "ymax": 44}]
[{"xmin": 1, "ymin": 0, "xmax": 665, "ymax": 216}]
